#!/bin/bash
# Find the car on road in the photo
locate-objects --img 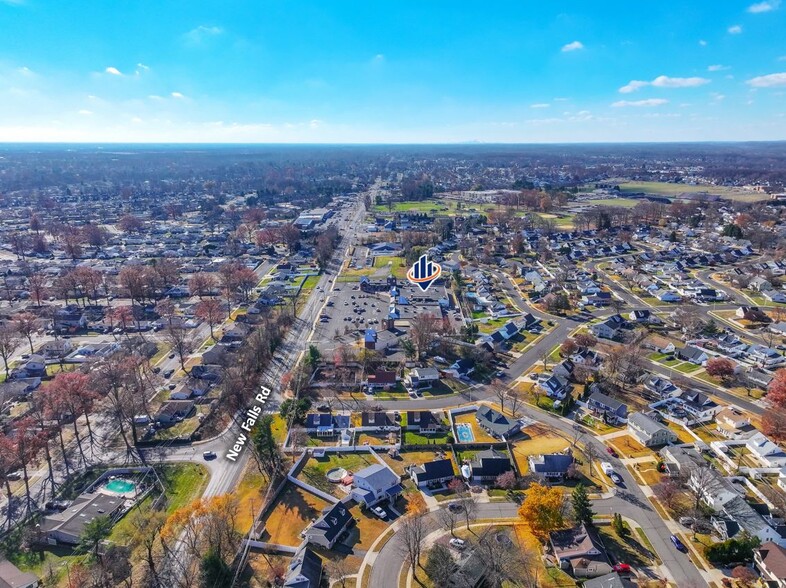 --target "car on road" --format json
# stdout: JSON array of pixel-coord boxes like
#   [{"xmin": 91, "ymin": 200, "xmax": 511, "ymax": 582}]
[
  {"xmin": 609, "ymin": 472, "xmax": 623, "ymax": 485},
  {"xmin": 449, "ymin": 538, "xmax": 466, "ymax": 549},
  {"xmin": 670, "ymin": 534, "xmax": 687, "ymax": 552},
  {"xmin": 163, "ymin": 369, "xmax": 174, "ymax": 378},
  {"xmin": 606, "ymin": 447, "xmax": 618, "ymax": 457},
  {"xmin": 612, "ymin": 563, "xmax": 631, "ymax": 573},
  {"xmin": 372, "ymin": 506, "xmax": 387, "ymax": 519},
  {"xmin": 202, "ymin": 451, "xmax": 217, "ymax": 460},
  {"xmin": 448, "ymin": 503, "xmax": 464, "ymax": 513},
  {"xmin": 495, "ymin": 371, "xmax": 505, "ymax": 378},
  {"xmin": 168, "ymin": 353, "xmax": 176, "ymax": 359}
]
